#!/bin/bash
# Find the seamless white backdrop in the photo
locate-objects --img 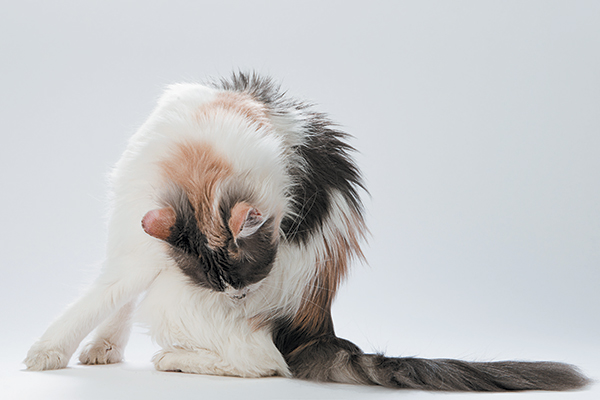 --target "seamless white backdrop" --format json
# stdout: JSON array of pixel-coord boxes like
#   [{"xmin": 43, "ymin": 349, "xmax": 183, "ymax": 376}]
[{"xmin": 1, "ymin": 1, "xmax": 598, "ymax": 399}]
